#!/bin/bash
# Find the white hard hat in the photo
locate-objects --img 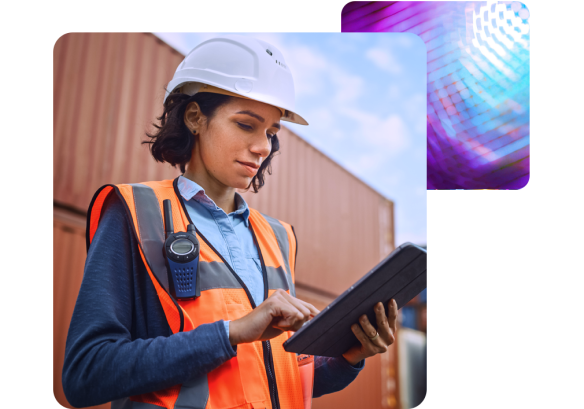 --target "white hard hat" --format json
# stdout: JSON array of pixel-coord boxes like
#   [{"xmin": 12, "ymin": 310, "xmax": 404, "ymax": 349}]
[{"xmin": 164, "ymin": 35, "xmax": 308, "ymax": 126}]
